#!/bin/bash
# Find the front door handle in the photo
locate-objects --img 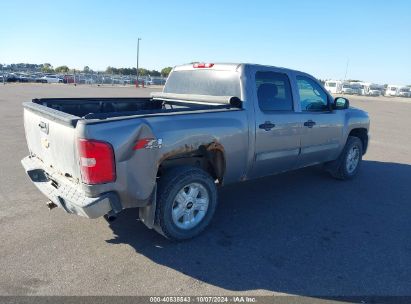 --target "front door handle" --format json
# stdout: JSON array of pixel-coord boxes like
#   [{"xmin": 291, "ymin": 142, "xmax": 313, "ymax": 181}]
[
  {"xmin": 259, "ymin": 121, "xmax": 276, "ymax": 131},
  {"xmin": 304, "ymin": 120, "xmax": 316, "ymax": 128}
]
